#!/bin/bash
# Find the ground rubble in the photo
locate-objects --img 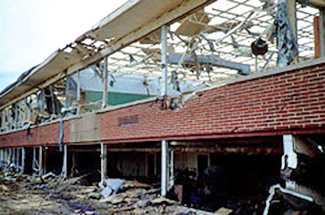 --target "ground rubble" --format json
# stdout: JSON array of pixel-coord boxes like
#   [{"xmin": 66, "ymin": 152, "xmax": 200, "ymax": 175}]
[{"xmin": 0, "ymin": 171, "xmax": 230, "ymax": 215}]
